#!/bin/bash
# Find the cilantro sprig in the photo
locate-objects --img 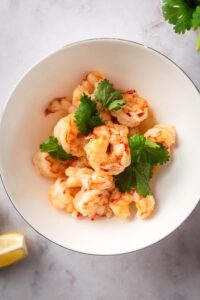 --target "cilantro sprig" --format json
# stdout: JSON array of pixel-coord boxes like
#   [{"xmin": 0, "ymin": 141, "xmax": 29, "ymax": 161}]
[
  {"xmin": 95, "ymin": 79, "xmax": 125, "ymax": 111},
  {"xmin": 162, "ymin": 0, "xmax": 200, "ymax": 50},
  {"xmin": 75, "ymin": 93, "xmax": 103, "ymax": 135},
  {"xmin": 40, "ymin": 136, "xmax": 73, "ymax": 161},
  {"xmin": 115, "ymin": 134, "xmax": 169, "ymax": 196}
]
